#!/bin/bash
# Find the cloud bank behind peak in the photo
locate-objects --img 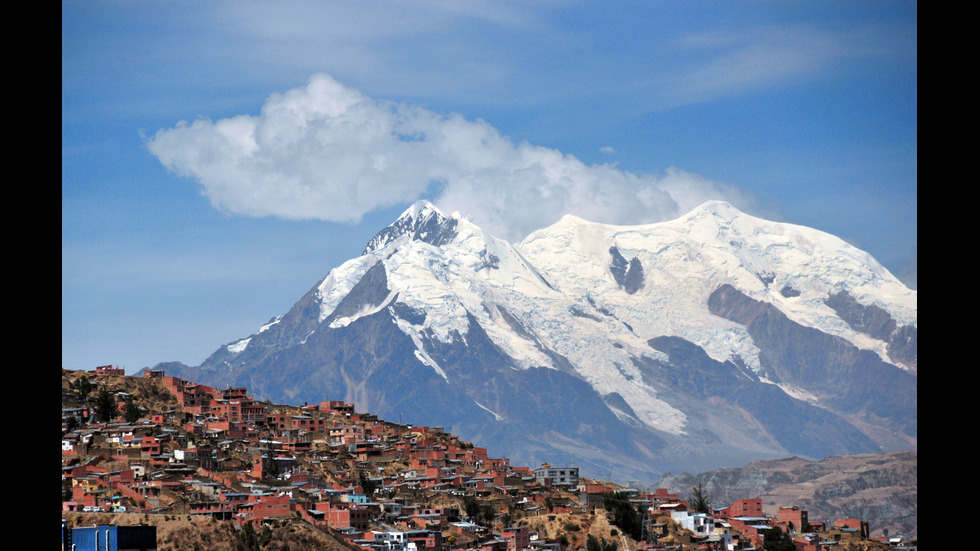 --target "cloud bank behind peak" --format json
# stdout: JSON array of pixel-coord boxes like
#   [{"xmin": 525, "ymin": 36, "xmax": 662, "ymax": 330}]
[{"xmin": 147, "ymin": 73, "xmax": 751, "ymax": 242}]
